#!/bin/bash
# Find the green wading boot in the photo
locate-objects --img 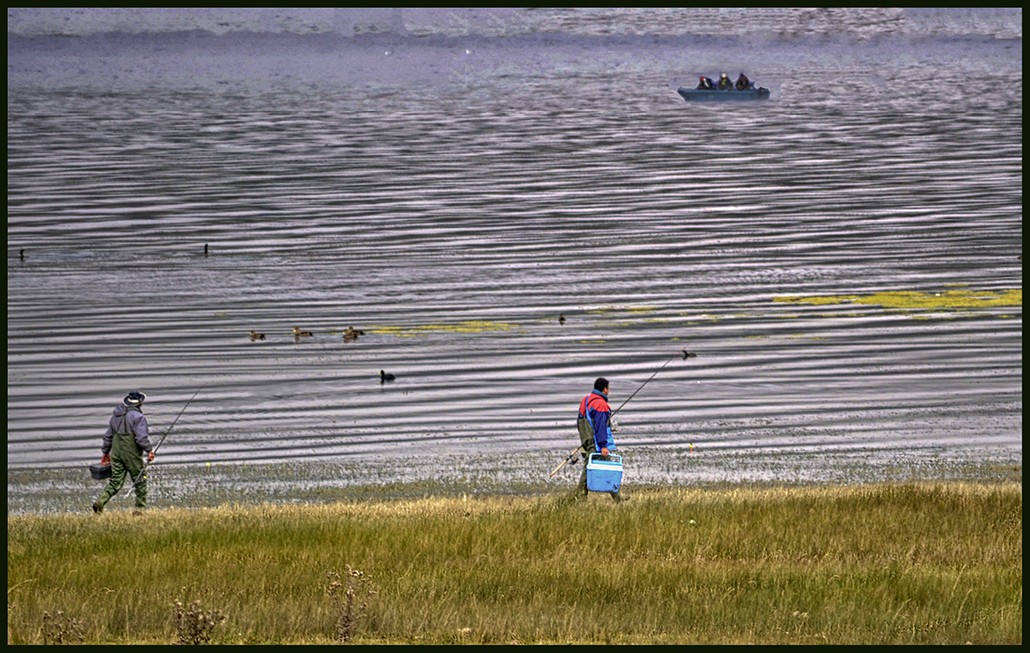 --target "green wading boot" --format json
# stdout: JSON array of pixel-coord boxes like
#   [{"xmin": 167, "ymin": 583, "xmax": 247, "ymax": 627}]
[{"xmin": 576, "ymin": 464, "xmax": 589, "ymax": 499}]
